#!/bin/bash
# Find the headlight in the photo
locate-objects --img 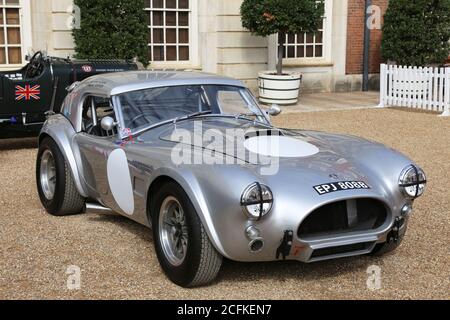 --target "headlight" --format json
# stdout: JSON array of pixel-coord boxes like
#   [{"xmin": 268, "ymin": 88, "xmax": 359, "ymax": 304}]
[
  {"xmin": 240, "ymin": 182, "xmax": 273, "ymax": 220},
  {"xmin": 399, "ymin": 165, "xmax": 427, "ymax": 198}
]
